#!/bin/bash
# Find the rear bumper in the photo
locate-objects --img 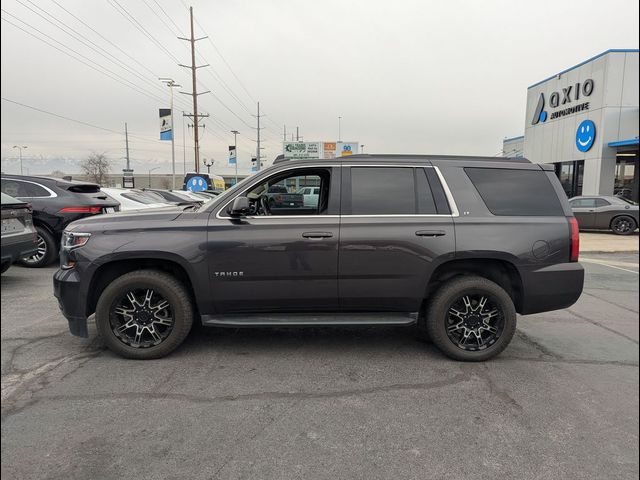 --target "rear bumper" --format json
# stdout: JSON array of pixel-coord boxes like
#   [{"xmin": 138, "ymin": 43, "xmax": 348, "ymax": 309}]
[
  {"xmin": 1, "ymin": 234, "xmax": 38, "ymax": 265},
  {"xmin": 53, "ymin": 268, "xmax": 89, "ymax": 337},
  {"xmin": 519, "ymin": 262, "xmax": 584, "ymax": 315}
]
